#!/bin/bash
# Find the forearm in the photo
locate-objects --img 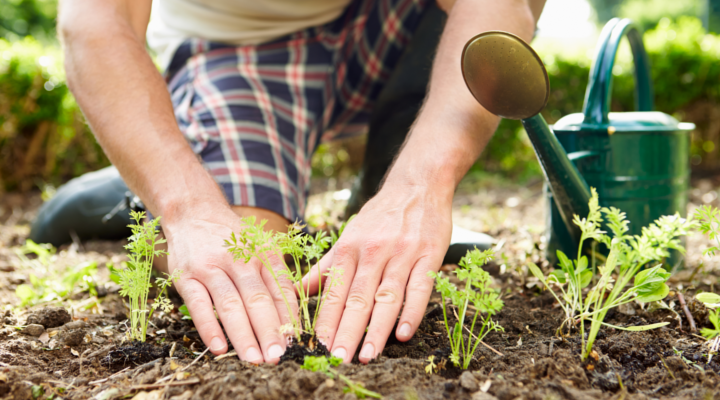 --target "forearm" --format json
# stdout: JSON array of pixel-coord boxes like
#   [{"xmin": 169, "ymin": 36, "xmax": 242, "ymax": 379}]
[
  {"xmin": 385, "ymin": 0, "xmax": 542, "ymax": 196},
  {"xmin": 58, "ymin": 1, "xmax": 228, "ymax": 222}
]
